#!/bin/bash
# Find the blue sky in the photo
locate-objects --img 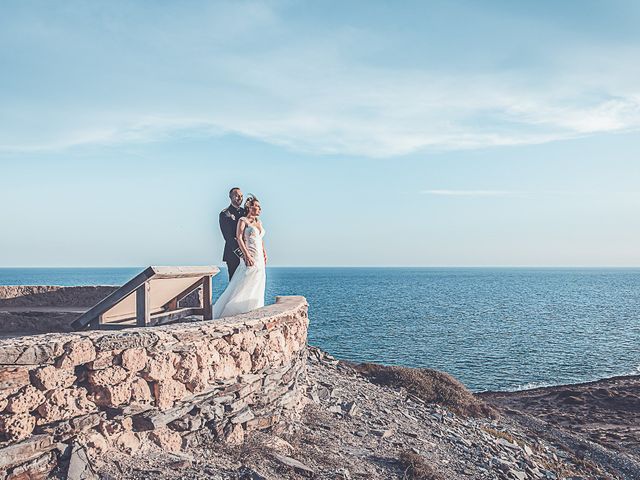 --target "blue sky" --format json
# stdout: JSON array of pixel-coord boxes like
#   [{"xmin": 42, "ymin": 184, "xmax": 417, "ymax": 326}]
[{"xmin": 1, "ymin": 0, "xmax": 639, "ymax": 267}]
